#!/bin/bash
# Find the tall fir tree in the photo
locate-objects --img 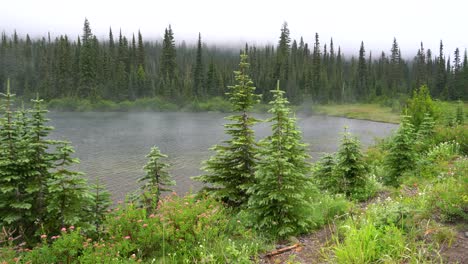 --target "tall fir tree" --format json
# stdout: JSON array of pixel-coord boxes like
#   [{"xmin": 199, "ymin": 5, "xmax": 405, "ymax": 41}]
[
  {"xmin": 194, "ymin": 53, "xmax": 261, "ymax": 207},
  {"xmin": 193, "ymin": 33, "xmax": 204, "ymax": 98},
  {"xmin": 384, "ymin": 115, "xmax": 415, "ymax": 187},
  {"xmin": 248, "ymin": 81, "xmax": 312, "ymax": 237}
]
